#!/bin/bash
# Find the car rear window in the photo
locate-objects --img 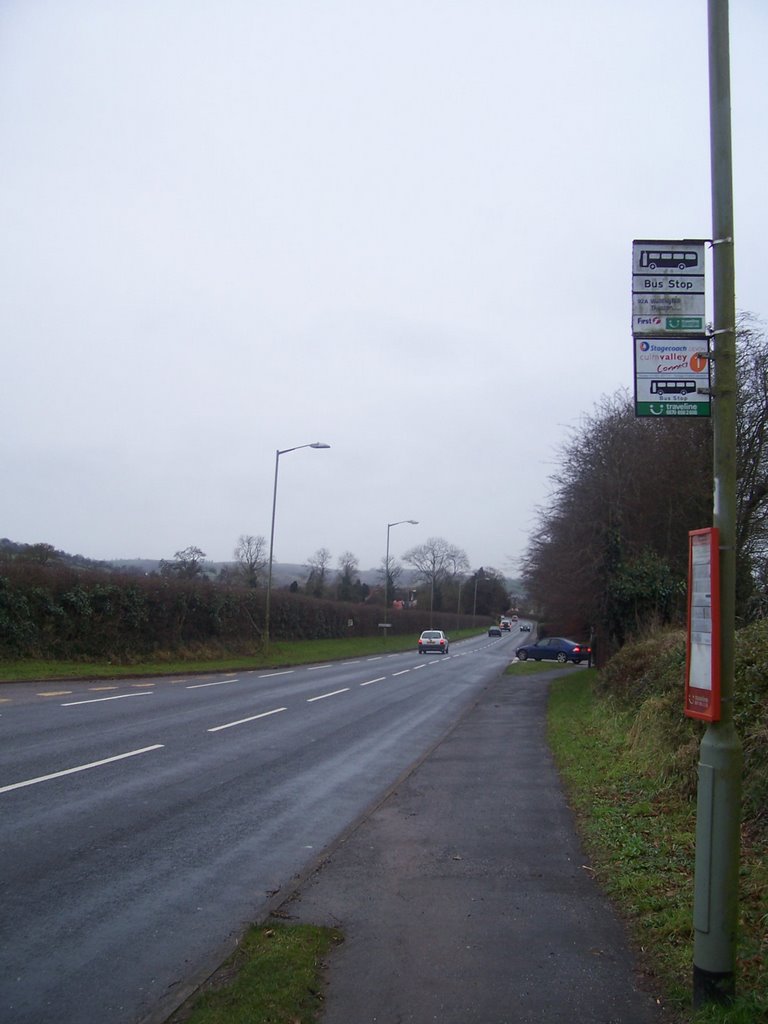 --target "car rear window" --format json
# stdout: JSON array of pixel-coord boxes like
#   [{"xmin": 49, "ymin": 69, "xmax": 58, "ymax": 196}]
[{"xmin": 422, "ymin": 631, "xmax": 441, "ymax": 638}]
